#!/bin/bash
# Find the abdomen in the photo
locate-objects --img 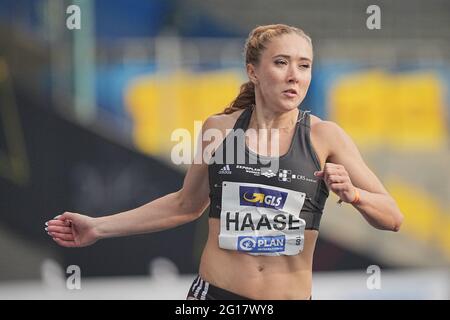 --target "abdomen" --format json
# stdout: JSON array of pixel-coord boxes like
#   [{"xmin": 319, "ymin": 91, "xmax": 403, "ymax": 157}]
[{"xmin": 198, "ymin": 218, "xmax": 318, "ymax": 299}]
